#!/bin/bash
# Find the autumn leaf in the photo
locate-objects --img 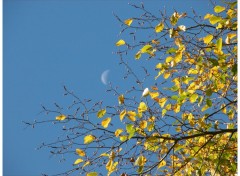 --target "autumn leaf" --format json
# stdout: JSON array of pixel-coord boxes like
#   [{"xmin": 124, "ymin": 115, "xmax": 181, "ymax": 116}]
[
  {"xmin": 115, "ymin": 129, "xmax": 124, "ymax": 137},
  {"xmin": 127, "ymin": 111, "xmax": 136, "ymax": 121},
  {"xmin": 203, "ymin": 34, "xmax": 213, "ymax": 44},
  {"xmin": 189, "ymin": 94, "xmax": 198, "ymax": 103},
  {"xmin": 76, "ymin": 148, "xmax": 85, "ymax": 157},
  {"xmin": 209, "ymin": 15, "xmax": 221, "ymax": 25},
  {"xmin": 120, "ymin": 109, "xmax": 127, "ymax": 121},
  {"xmin": 115, "ymin": 39, "xmax": 126, "ymax": 46},
  {"xmin": 135, "ymin": 51, "xmax": 142, "ymax": 60},
  {"xmin": 138, "ymin": 102, "xmax": 148, "ymax": 113},
  {"xmin": 82, "ymin": 161, "xmax": 90, "ymax": 168},
  {"xmin": 97, "ymin": 109, "xmax": 106, "ymax": 118},
  {"xmin": 84, "ymin": 135, "xmax": 95, "ymax": 144},
  {"xmin": 118, "ymin": 94, "xmax": 124, "ymax": 105},
  {"xmin": 139, "ymin": 120, "xmax": 147, "ymax": 129},
  {"xmin": 56, "ymin": 114, "xmax": 66, "ymax": 121},
  {"xmin": 86, "ymin": 172, "xmax": 98, "ymax": 176},
  {"xmin": 155, "ymin": 22, "xmax": 164, "ymax": 33},
  {"xmin": 141, "ymin": 45, "xmax": 153, "ymax": 53},
  {"xmin": 134, "ymin": 155, "xmax": 147, "ymax": 166},
  {"xmin": 124, "ymin": 18, "xmax": 133, "ymax": 26},
  {"xmin": 101, "ymin": 117, "xmax": 111, "ymax": 128},
  {"xmin": 74, "ymin": 158, "xmax": 83, "ymax": 165},
  {"xmin": 214, "ymin": 5, "xmax": 225, "ymax": 13},
  {"xmin": 149, "ymin": 92, "xmax": 159, "ymax": 99},
  {"xmin": 158, "ymin": 160, "xmax": 166, "ymax": 169},
  {"xmin": 158, "ymin": 97, "xmax": 167, "ymax": 108}
]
